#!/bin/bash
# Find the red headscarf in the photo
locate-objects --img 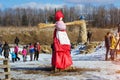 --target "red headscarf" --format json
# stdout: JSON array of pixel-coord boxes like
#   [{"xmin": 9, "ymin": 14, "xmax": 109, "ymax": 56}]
[{"xmin": 55, "ymin": 10, "xmax": 64, "ymax": 21}]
